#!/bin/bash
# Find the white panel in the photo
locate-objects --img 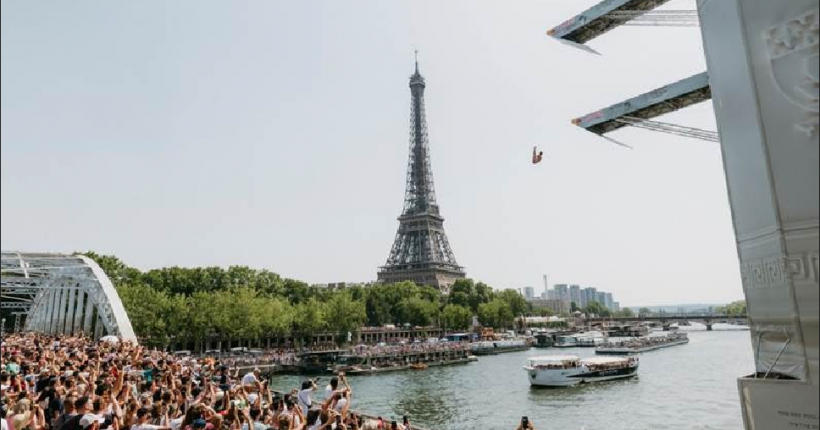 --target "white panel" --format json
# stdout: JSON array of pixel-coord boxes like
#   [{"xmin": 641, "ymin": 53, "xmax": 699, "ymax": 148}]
[{"xmin": 697, "ymin": 0, "xmax": 819, "ymax": 387}]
